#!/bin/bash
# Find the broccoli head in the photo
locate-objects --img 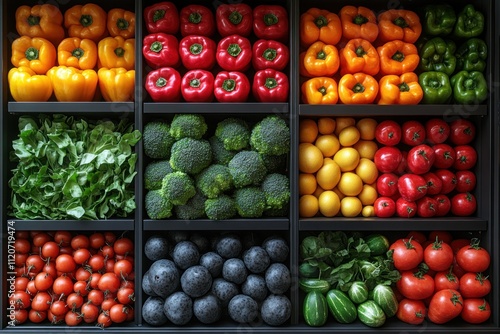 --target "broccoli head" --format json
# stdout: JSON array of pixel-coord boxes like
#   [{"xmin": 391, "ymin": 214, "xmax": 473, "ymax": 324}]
[
  {"xmin": 261, "ymin": 173, "xmax": 290, "ymax": 210},
  {"xmin": 170, "ymin": 137, "xmax": 212, "ymax": 175},
  {"xmin": 143, "ymin": 121, "xmax": 176, "ymax": 159},
  {"xmin": 234, "ymin": 187, "xmax": 266, "ymax": 218},
  {"xmin": 250, "ymin": 115, "xmax": 290, "ymax": 155},
  {"xmin": 215, "ymin": 118, "xmax": 250, "ymax": 151},
  {"xmin": 144, "ymin": 160, "xmax": 173, "ymax": 190},
  {"xmin": 169, "ymin": 114, "xmax": 208, "ymax": 140},
  {"xmin": 209, "ymin": 136, "xmax": 237, "ymax": 166},
  {"xmin": 260, "ymin": 153, "xmax": 288, "ymax": 174},
  {"xmin": 196, "ymin": 164, "xmax": 233, "ymax": 199},
  {"xmin": 205, "ymin": 195, "xmax": 237, "ymax": 220},
  {"xmin": 161, "ymin": 171, "xmax": 196, "ymax": 205},
  {"xmin": 174, "ymin": 191, "xmax": 207, "ymax": 220},
  {"xmin": 145, "ymin": 189, "xmax": 173, "ymax": 219},
  {"xmin": 228, "ymin": 151, "xmax": 267, "ymax": 188}
]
